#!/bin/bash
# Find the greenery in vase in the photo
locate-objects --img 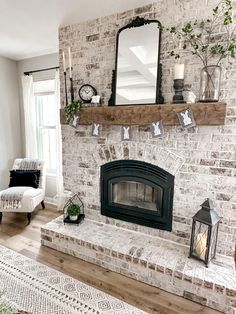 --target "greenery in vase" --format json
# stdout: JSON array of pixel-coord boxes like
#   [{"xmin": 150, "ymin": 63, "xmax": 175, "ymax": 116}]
[
  {"xmin": 64, "ymin": 100, "xmax": 82, "ymax": 123},
  {"xmin": 169, "ymin": 0, "xmax": 236, "ymax": 67},
  {"xmin": 67, "ymin": 203, "xmax": 80, "ymax": 217}
]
